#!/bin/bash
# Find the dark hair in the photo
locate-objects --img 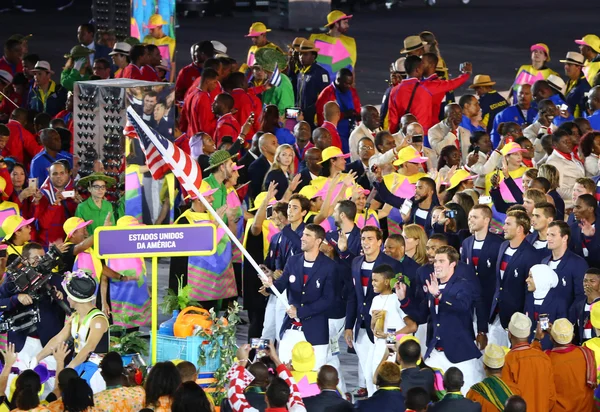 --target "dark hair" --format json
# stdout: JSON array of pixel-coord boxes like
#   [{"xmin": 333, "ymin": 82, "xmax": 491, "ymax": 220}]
[
  {"xmin": 437, "ymin": 145, "xmax": 459, "ymax": 170},
  {"xmin": 548, "ymin": 220, "xmax": 570, "ymax": 242},
  {"xmin": 405, "ymin": 387, "xmax": 430, "ymax": 410},
  {"xmin": 55, "ymin": 127, "xmax": 73, "ymax": 152},
  {"xmin": 50, "ymin": 118, "xmax": 66, "ymax": 129},
  {"xmin": 0, "ymin": 124, "xmax": 8, "ymax": 137},
  {"xmin": 22, "ymin": 242, "xmax": 43, "ymax": 258},
  {"xmin": 99, "ymin": 351, "xmax": 124, "ymax": 380},
  {"xmin": 57, "ymin": 368, "xmax": 79, "ymax": 392},
  {"xmin": 200, "ymin": 68, "xmax": 219, "ymax": 85},
  {"xmin": 12, "ymin": 72, "xmax": 27, "ymax": 86},
  {"xmin": 552, "ymin": 129, "xmax": 570, "ymax": 146},
  {"xmin": 4, "ymin": 39, "xmax": 21, "ymax": 52},
  {"xmin": 305, "ymin": 223, "xmax": 326, "ymax": 241},
  {"xmin": 444, "ymin": 202, "xmax": 468, "ymax": 232},
  {"xmin": 458, "ymin": 94, "xmax": 476, "ymax": 108},
  {"xmin": 504, "ymin": 395, "xmax": 527, "ymax": 412},
  {"xmin": 388, "ymin": 233, "xmax": 405, "ymax": 247},
  {"xmin": 94, "ymin": 57, "xmax": 111, "ymax": 70},
  {"xmin": 273, "ymin": 201, "xmax": 288, "ymax": 216},
  {"xmin": 471, "ymin": 204, "xmax": 492, "ymax": 220},
  {"xmin": 374, "ymin": 130, "xmax": 392, "ymax": 152},
  {"xmin": 146, "ymin": 44, "xmax": 159, "ymax": 55},
  {"xmin": 337, "ymin": 199, "xmax": 357, "ymax": 221},
  {"xmin": 34, "ymin": 112, "xmax": 51, "ymax": 128},
  {"xmin": 372, "ymin": 264, "xmax": 395, "ymax": 280},
  {"xmin": 171, "ymin": 381, "xmax": 212, "ymax": 412},
  {"xmin": 13, "ymin": 370, "xmax": 41, "ymax": 410},
  {"xmin": 62, "ymin": 378, "xmax": 94, "ymax": 412},
  {"xmin": 144, "ymin": 361, "xmax": 182, "ymax": 407},
  {"xmin": 586, "ymin": 268, "xmax": 600, "ymax": 277},
  {"xmin": 506, "ymin": 210, "xmax": 531, "ymax": 233},
  {"xmin": 337, "ymin": 67, "xmax": 353, "ymax": 79},
  {"xmin": 497, "ymin": 121, "xmax": 520, "ymax": 136},
  {"xmin": 429, "ymin": 233, "xmax": 448, "ymax": 243},
  {"xmin": 404, "ymin": 55, "xmax": 422, "ymax": 75},
  {"xmin": 23, "ymin": 54, "xmax": 39, "ymax": 65},
  {"xmin": 580, "ymin": 131, "xmax": 600, "ymax": 157},
  {"xmin": 260, "ymin": 105, "xmax": 280, "ymax": 134},
  {"xmin": 578, "ymin": 193, "xmax": 598, "ymax": 214},
  {"xmin": 435, "ymin": 245, "xmax": 460, "ymax": 264},
  {"xmin": 533, "ymin": 201, "xmax": 556, "ymax": 219},
  {"xmin": 204, "ymin": 58, "xmax": 221, "ymax": 71},
  {"xmin": 216, "ymin": 93, "xmax": 234, "ymax": 111},
  {"xmin": 266, "ymin": 377, "xmax": 290, "ymax": 408},
  {"xmin": 418, "ymin": 177, "xmax": 436, "ymax": 192},
  {"xmin": 531, "ymin": 177, "xmax": 551, "ymax": 193},
  {"xmin": 558, "ymin": 120, "xmax": 581, "ymax": 136},
  {"xmin": 79, "ymin": 23, "xmax": 96, "ymax": 34},
  {"xmin": 130, "ymin": 44, "xmax": 147, "ymax": 64},
  {"xmin": 197, "ymin": 40, "xmax": 215, "ymax": 56},
  {"xmin": 289, "ymin": 194, "xmax": 311, "ymax": 213},
  {"xmin": 399, "ymin": 339, "xmax": 421, "ymax": 364},
  {"xmin": 422, "ymin": 52, "xmax": 439, "ymax": 68},
  {"xmin": 361, "ymin": 225, "xmax": 383, "ymax": 241},
  {"xmin": 443, "ymin": 367, "xmax": 464, "ymax": 392},
  {"xmin": 225, "ymin": 71, "xmax": 246, "ymax": 90},
  {"xmin": 453, "ymin": 192, "xmax": 474, "ymax": 217}
]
